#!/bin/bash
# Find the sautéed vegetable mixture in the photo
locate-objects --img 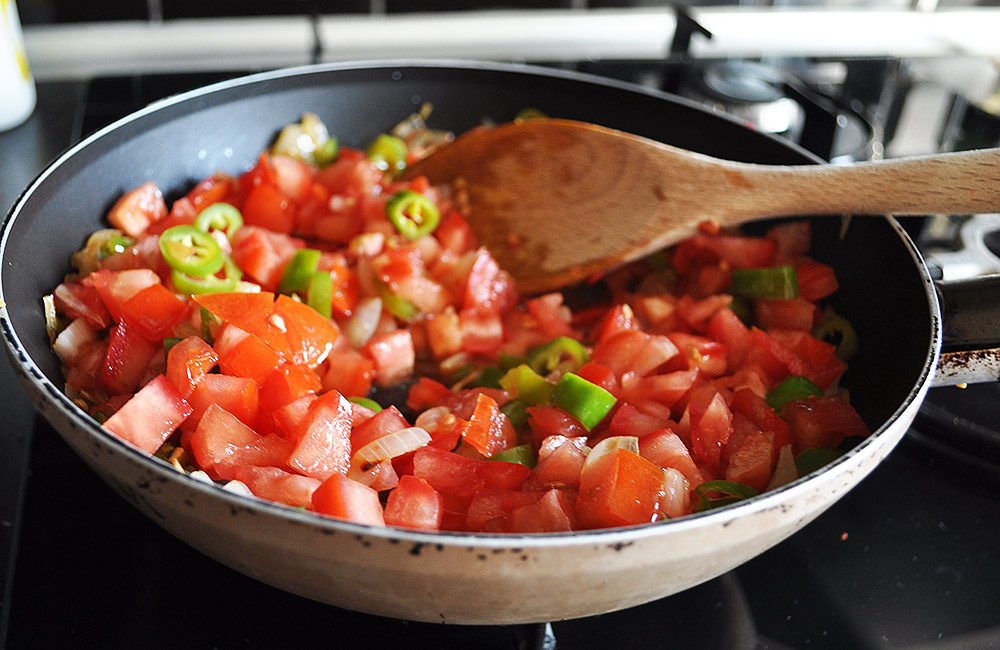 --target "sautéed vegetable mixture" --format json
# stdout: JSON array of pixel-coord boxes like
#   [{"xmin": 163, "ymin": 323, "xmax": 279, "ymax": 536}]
[{"xmin": 45, "ymin": 110, "xmax": 868, "ymax": 533}]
